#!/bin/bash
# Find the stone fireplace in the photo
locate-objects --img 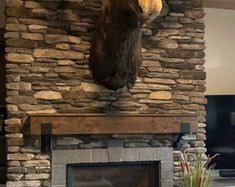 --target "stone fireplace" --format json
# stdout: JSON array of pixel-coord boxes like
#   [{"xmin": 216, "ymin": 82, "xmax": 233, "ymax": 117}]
[
  {"xmin": 52, "ymin": 147, "xmax": 171, "ymax": 187},
  {"xmin": 4, "ymin": 0, "xmax": 206, "ymax": 187}
]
